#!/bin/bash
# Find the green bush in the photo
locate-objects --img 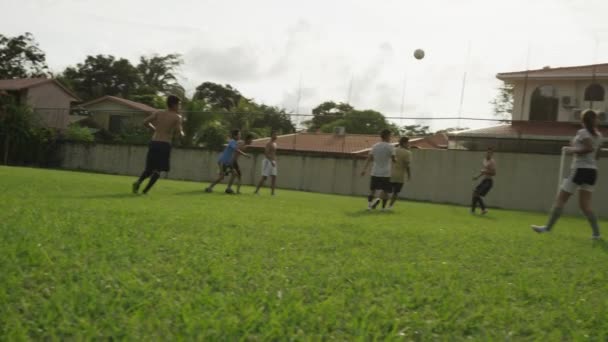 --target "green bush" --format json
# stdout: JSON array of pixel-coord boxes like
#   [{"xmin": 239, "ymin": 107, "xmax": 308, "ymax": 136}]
[{"xmin": 65, "ymin": 125, "xmax": 94, "ymax": 143}]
